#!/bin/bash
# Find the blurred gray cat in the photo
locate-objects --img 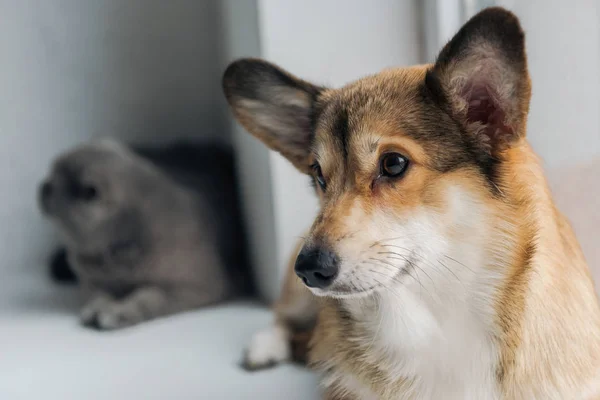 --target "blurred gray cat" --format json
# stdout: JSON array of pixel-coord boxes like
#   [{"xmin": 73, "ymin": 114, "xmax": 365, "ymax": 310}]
[{"xmin": 39, "ymin": 138, "xmax": 252, "ymax": 330}]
